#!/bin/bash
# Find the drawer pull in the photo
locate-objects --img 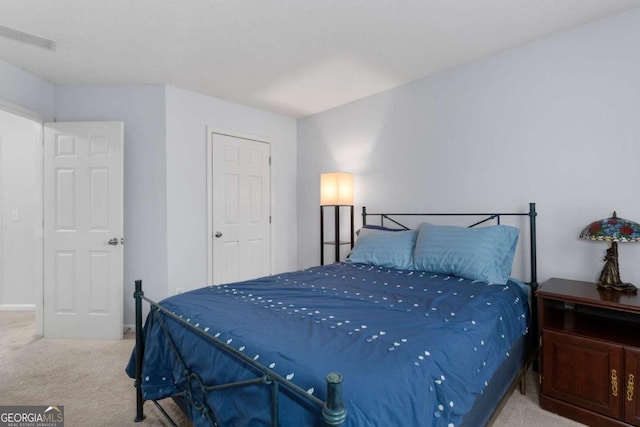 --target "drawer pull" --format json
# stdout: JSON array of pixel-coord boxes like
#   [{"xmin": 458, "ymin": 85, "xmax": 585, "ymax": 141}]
[
  {"xmin": 628, "ymin": 374, "xmax": 635, "ymax": 402},
  {"xmin": 612, "ymin": 369, "xmax": 619, "ymax": 397}
]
